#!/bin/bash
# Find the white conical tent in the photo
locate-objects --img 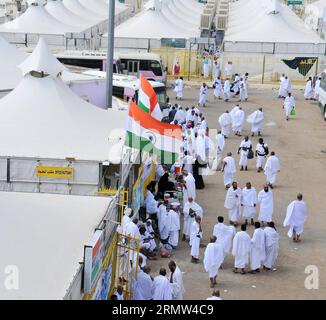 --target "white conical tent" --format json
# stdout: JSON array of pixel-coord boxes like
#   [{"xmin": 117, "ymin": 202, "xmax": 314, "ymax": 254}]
[
  {"xmin": 62, "ymin": 0, "xmax": 104, "ymax": 22},
  {"xmin": 0, "ymin": 36, "xmax": 27, "ymax": 91},
  {"xmin": 45, "ymin": 0, "xmax": 94, "ymax": 29},
  {"xmin": 19, "ymin": 37, "xmax": 65, "ymax": 77},
  {"xmin": 78, "ymin": 0, "xmax": 109, "ymax": 19},
  {"xmin": 225, "ymin": 0, "xmax": 324, "ymax": 43},
  {"xmin": 115, "ymin": 0, "xmax": 202, "ymax": 39},
  {"xmin": 0, "ymin": 2, "xmax": 82, "ymax": 34},
  {"xmin": 0, "ymin": 38, "xmax": 126, "ymax": 162}
]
